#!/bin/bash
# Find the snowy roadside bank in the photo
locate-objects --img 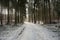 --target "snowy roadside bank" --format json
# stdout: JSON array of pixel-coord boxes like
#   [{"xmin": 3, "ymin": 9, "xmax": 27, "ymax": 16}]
[
  {"xmin": 0, "ymin": 24, "xmax": 25, "ymax": 40},
  {"xmin": 38, "ymin": 24, "xmax": 60, "ymax": 40}
]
